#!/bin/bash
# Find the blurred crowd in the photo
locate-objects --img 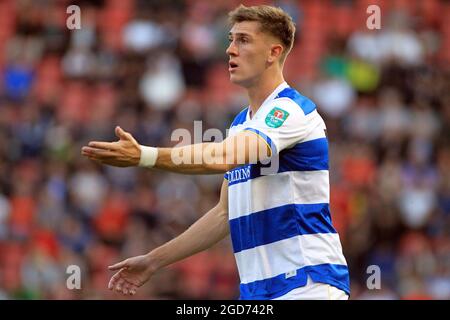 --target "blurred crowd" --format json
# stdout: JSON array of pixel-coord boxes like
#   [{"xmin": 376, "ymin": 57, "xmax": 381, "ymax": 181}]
[{"xmin": 0, "ymin": 0, "xmax": 449, "ymax": 300}]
